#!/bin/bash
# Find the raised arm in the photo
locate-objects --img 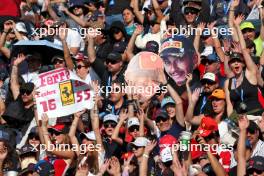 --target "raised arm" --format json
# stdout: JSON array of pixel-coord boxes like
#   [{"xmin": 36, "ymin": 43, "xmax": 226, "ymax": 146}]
[
  {"xmin": 137, "ymin": 109, "xmax": 145, "ymax": 137},
  {"xmin": 228, "ymin": 0, "xmax": 240, "ymax": 42},
  {"xmin": 131, "ymin": 0, "xmax": 144, "ymax": 24},
  {"xmin": 151, "ymin": 0, "xmax": 164, "ymax": 23},
  {"xmin": 59, "ymin": 29, "xmax": 75, "ymax": 70},
  {"xmin": 46, "ymin": 0, "xmax": 60, "ymax": 21},
  {"xmin": 140, "ymin": 140, "xmax": 157, "ymax": 176},
  {"xmin": 193, "ymin": 22, "xmax": 205, "ymax": 57},
  {"xmin": 87, "ymin": 35, "xmax": 97, "ymax": 64},
  {"xmin": 111, "ymin": 109, "xmax": 127, "ymax": 145},
  {"xmin": 11, "ymin": 54, "xmax": 26, "ymax": 100},
  {"xmin": 224, "ymin": 79, "xmax": 233, "ymax": 116},
  {"xmin": 126, "ymin": 25, "xmax": 143, "ymax": 61},
  {"xmin": 237, "ymin": 115, "xmax": 249, "ymax": 176},
  {"xmin": 259, "ymin": 1, "xmax": 264, "ymax": 40}
]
